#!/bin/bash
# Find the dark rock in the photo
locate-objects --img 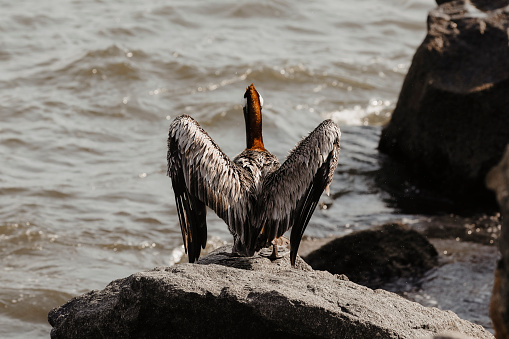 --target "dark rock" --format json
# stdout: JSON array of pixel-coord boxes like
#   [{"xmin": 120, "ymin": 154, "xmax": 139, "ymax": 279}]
[
  {"xmin": 436, "ymin": 0, "xmax": 453, "ymax": 5},
  {"xmin": 437, "ymin": 0, "xmax": 509, "ymax": 9},
  {"xmin": 304, "ymin": 223, "xmax": 438, "ymax": 288},
  {"xmin": 470, "ymin": 0, "xmax": 509, "ymax": 11},
  {"xmin": 378, "ymin": 0, "xmax": 509, "ymax": 206},
  {"xmin": 406, "ymin": 238, "xmax": 496, "ymax": 332},
  {"xmin": 48, "ymin": 245, "xmax": 492, "ymax": 339},
  {"xmin": 427, "ymin": 332, "xmax": 481, "ymax": 339},
  {"xmin": 486, "ymin": 144, "xmax": 509, "ymax": 338}
]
